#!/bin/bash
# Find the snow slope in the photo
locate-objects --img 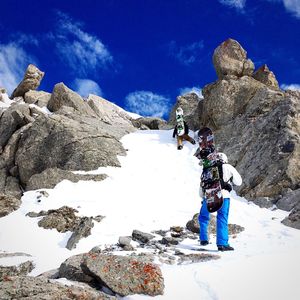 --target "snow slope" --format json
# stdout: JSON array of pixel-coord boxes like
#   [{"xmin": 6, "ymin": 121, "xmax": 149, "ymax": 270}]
[{"xmin": 0, "ymin": 130, "xmax": 300, "ymax": 299}]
